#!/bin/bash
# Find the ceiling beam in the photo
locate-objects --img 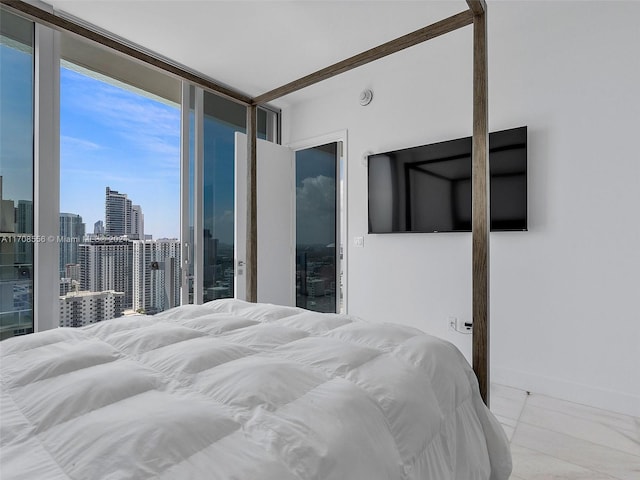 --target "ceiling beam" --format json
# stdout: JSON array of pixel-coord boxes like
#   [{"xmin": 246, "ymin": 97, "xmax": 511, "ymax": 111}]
[
  {"xmin": 0, "ymin": 0, "xmax": 253, "ymax": 105},
  {"xmin": 466, "ymin": 0, "xmax": 487, "ymax": 16},
  {"xmin": 253, "ymin": 9, "xmax": 474, "ymax": 105}
]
